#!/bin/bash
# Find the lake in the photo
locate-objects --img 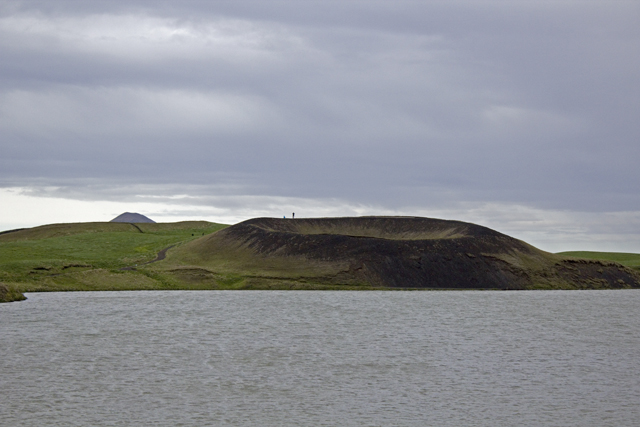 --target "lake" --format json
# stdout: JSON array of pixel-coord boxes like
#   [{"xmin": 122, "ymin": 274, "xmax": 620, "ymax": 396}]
[{"xmin": 2, "ymin": 290, "xmax": 639, "ymax": 426}]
